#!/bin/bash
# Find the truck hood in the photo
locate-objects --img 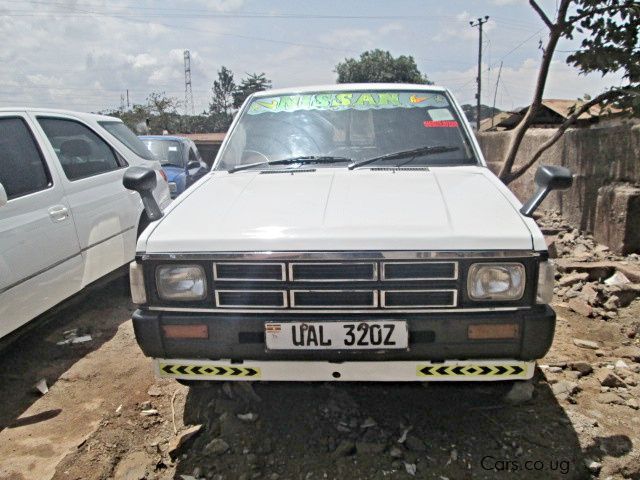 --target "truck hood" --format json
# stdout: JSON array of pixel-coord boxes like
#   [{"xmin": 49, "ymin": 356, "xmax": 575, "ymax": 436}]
[{"xmin": 144, "ymin": 166, "xmax": 533, "ymax": 252}]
